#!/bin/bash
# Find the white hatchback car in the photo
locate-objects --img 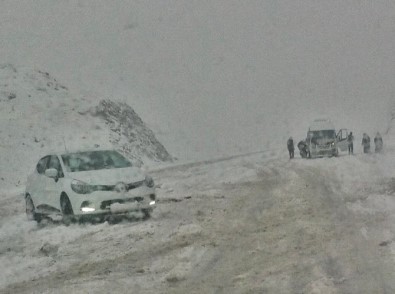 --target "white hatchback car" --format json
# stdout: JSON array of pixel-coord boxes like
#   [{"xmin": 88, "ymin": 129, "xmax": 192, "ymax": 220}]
[{"xmin": 25, "ymin": 149, "xmax": 156, "ymax": 222}]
